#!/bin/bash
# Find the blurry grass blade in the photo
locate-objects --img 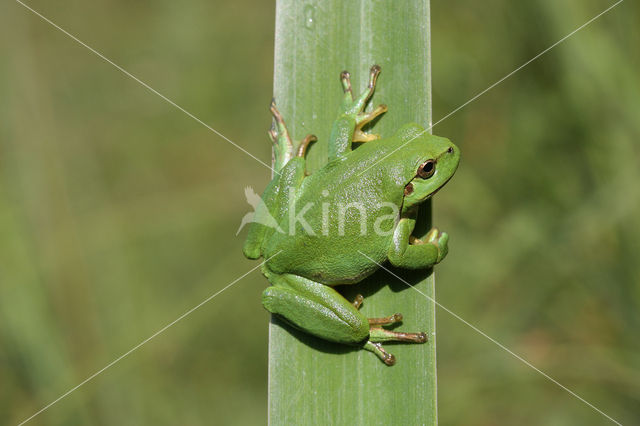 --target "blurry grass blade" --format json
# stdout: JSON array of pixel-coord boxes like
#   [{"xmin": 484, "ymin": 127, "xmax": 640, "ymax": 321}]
[
  {"xmin": 358, "ymin": 251, "xmax": 623, "ymax": 426},
  {"xmin": 15, "ymin": 0, "xmax": 275, "ymax": 172},
  {"xmin": 16, "ymin": 254, "xmax": 278, "ymax": 426}
]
